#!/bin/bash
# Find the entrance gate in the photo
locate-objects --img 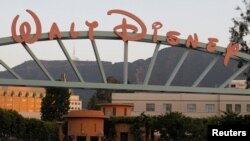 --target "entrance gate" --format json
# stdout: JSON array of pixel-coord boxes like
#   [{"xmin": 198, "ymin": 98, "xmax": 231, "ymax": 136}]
[{"xmin": 0, "ymin": 31, "xmax": 249, "ymax": 95}]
